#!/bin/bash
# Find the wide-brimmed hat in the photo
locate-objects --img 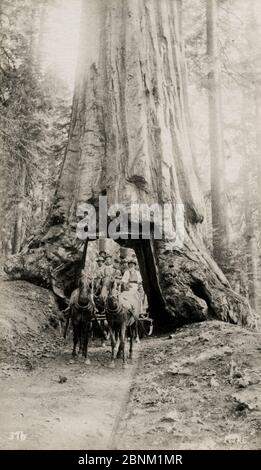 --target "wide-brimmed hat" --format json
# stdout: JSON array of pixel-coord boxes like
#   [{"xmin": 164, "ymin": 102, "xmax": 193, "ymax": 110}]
[
  {"xmin": 105, "ymin": 254, "xmax": 112, "ymax": 259},
  {"xmin": 128, "ymin": 258, "xmax": 137, "ymax": 265},
  {"xmin": 96, "ymin": 257, "xmax": 104, "ymax": 262},
  {"xmin": 99, "ymin": 250, "xmax": 107, "ymax": 256}
]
